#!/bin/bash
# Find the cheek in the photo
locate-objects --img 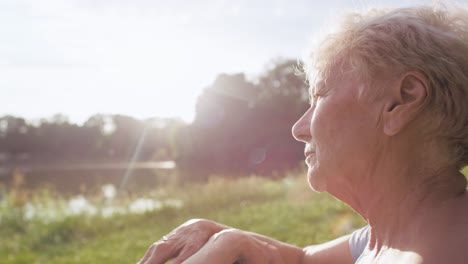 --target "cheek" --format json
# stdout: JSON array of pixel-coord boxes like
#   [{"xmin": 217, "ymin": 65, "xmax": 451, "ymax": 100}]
[
  {"xmin": 310, "ymin": 103, "xmax": 348, "ymax": 155},
  {"xmin": 311, "ymin": 100, "xmax": 370, "ymax": 171}
]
